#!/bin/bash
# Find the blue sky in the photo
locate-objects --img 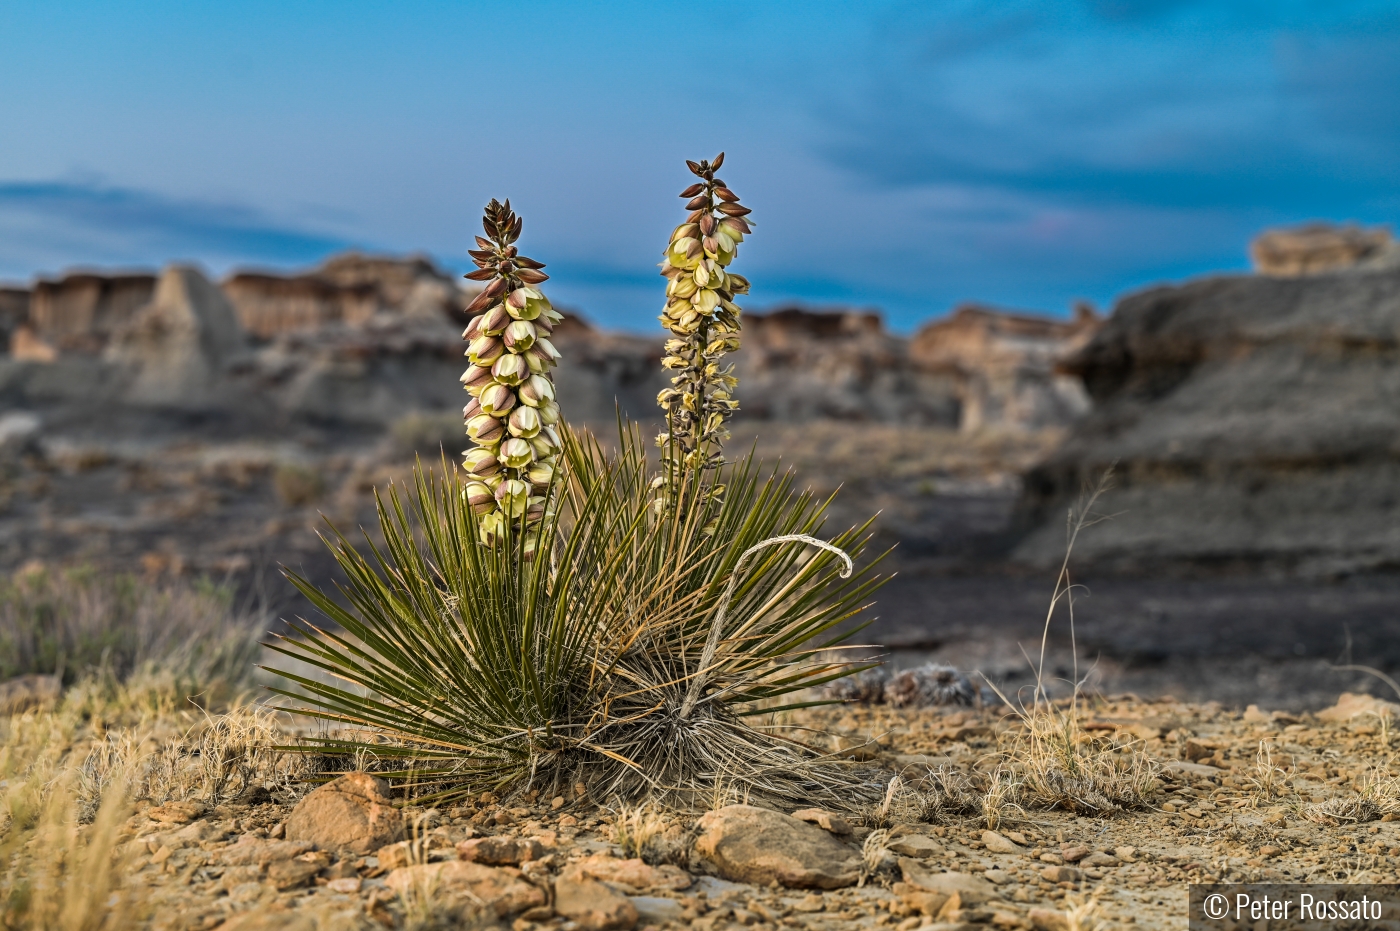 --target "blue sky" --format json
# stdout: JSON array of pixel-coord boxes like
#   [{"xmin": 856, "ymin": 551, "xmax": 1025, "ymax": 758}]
[{"xmin": 1, "ymin": 1, "xmax": 1397, "ymax": 331}]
